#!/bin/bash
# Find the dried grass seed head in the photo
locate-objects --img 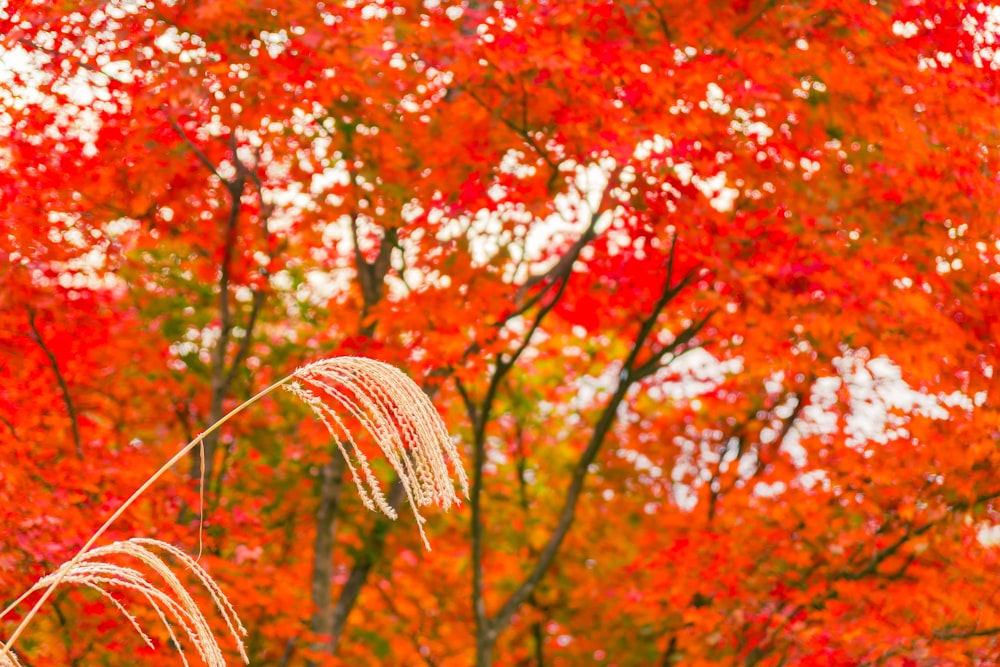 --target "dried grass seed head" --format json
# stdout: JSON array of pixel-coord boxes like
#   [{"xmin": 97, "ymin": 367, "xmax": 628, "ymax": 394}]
[
  {"xmin": 0, "ymin": 644, "xmax": 21, "ymax": 667},
  {"xmin": 285, "ymin": 356, "xmax": 469, "ymax": 549},
  {"xmin": 27, "ymin": 539, "xmax": 248, "ymax": 667}
]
